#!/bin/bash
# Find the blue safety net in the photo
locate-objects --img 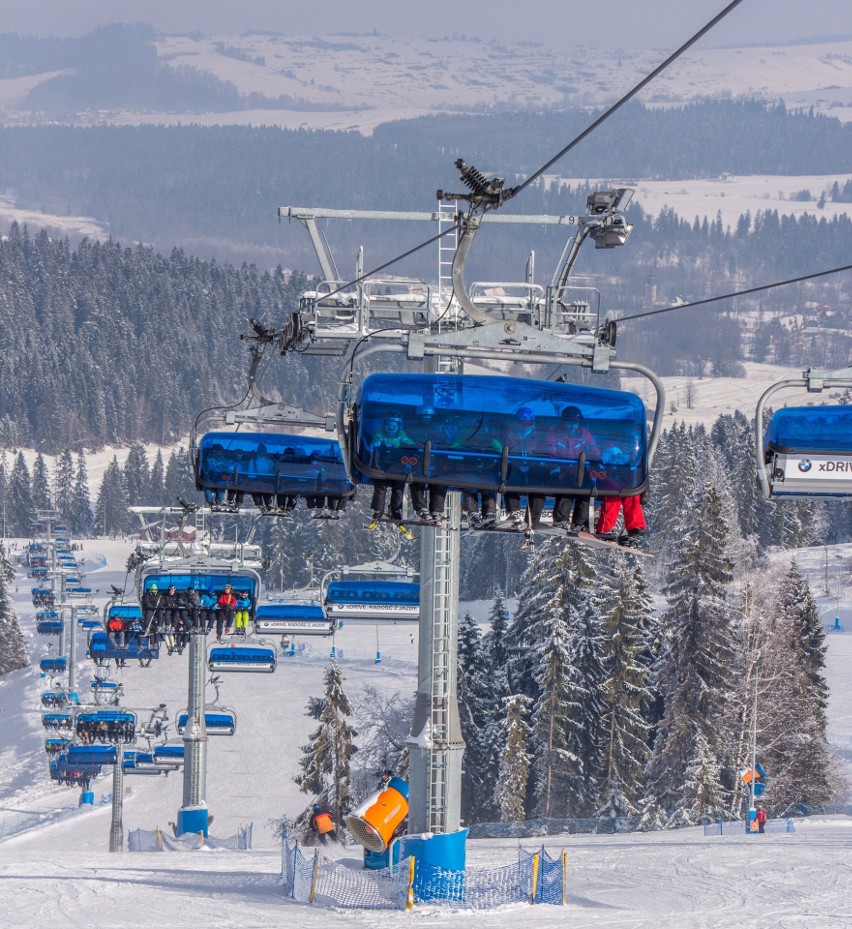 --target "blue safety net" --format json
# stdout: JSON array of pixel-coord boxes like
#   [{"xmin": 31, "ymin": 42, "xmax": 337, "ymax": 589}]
[
  {"xmin": 354, "ymin": 373, "xmax": 647, "ymax": 496},
  {"xmin": 196, "ymin": 431, "xmax": 354, "ymax": 498},
  {"xmin": 764, "ymin": 406, "xmax": 852, "ymax": 454}
]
